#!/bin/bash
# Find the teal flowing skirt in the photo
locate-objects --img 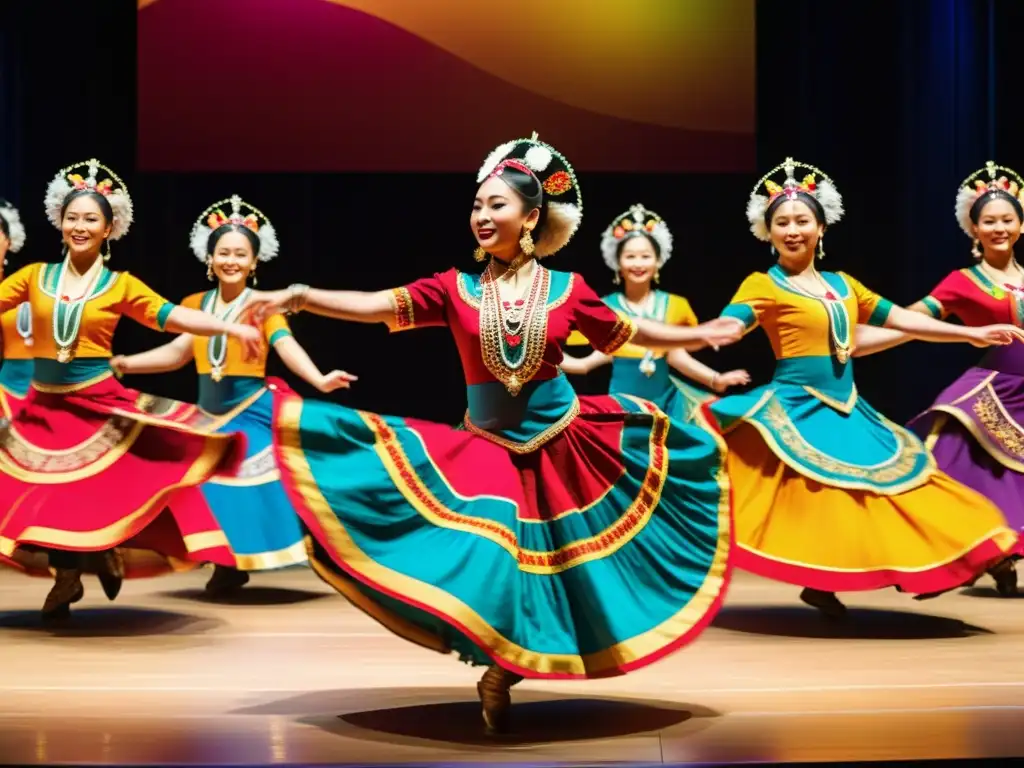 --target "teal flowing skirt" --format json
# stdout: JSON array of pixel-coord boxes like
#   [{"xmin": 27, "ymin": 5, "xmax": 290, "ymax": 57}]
[{"xmin": 272, "ymin": 391, "xmax": 732, "ymax": 680}]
